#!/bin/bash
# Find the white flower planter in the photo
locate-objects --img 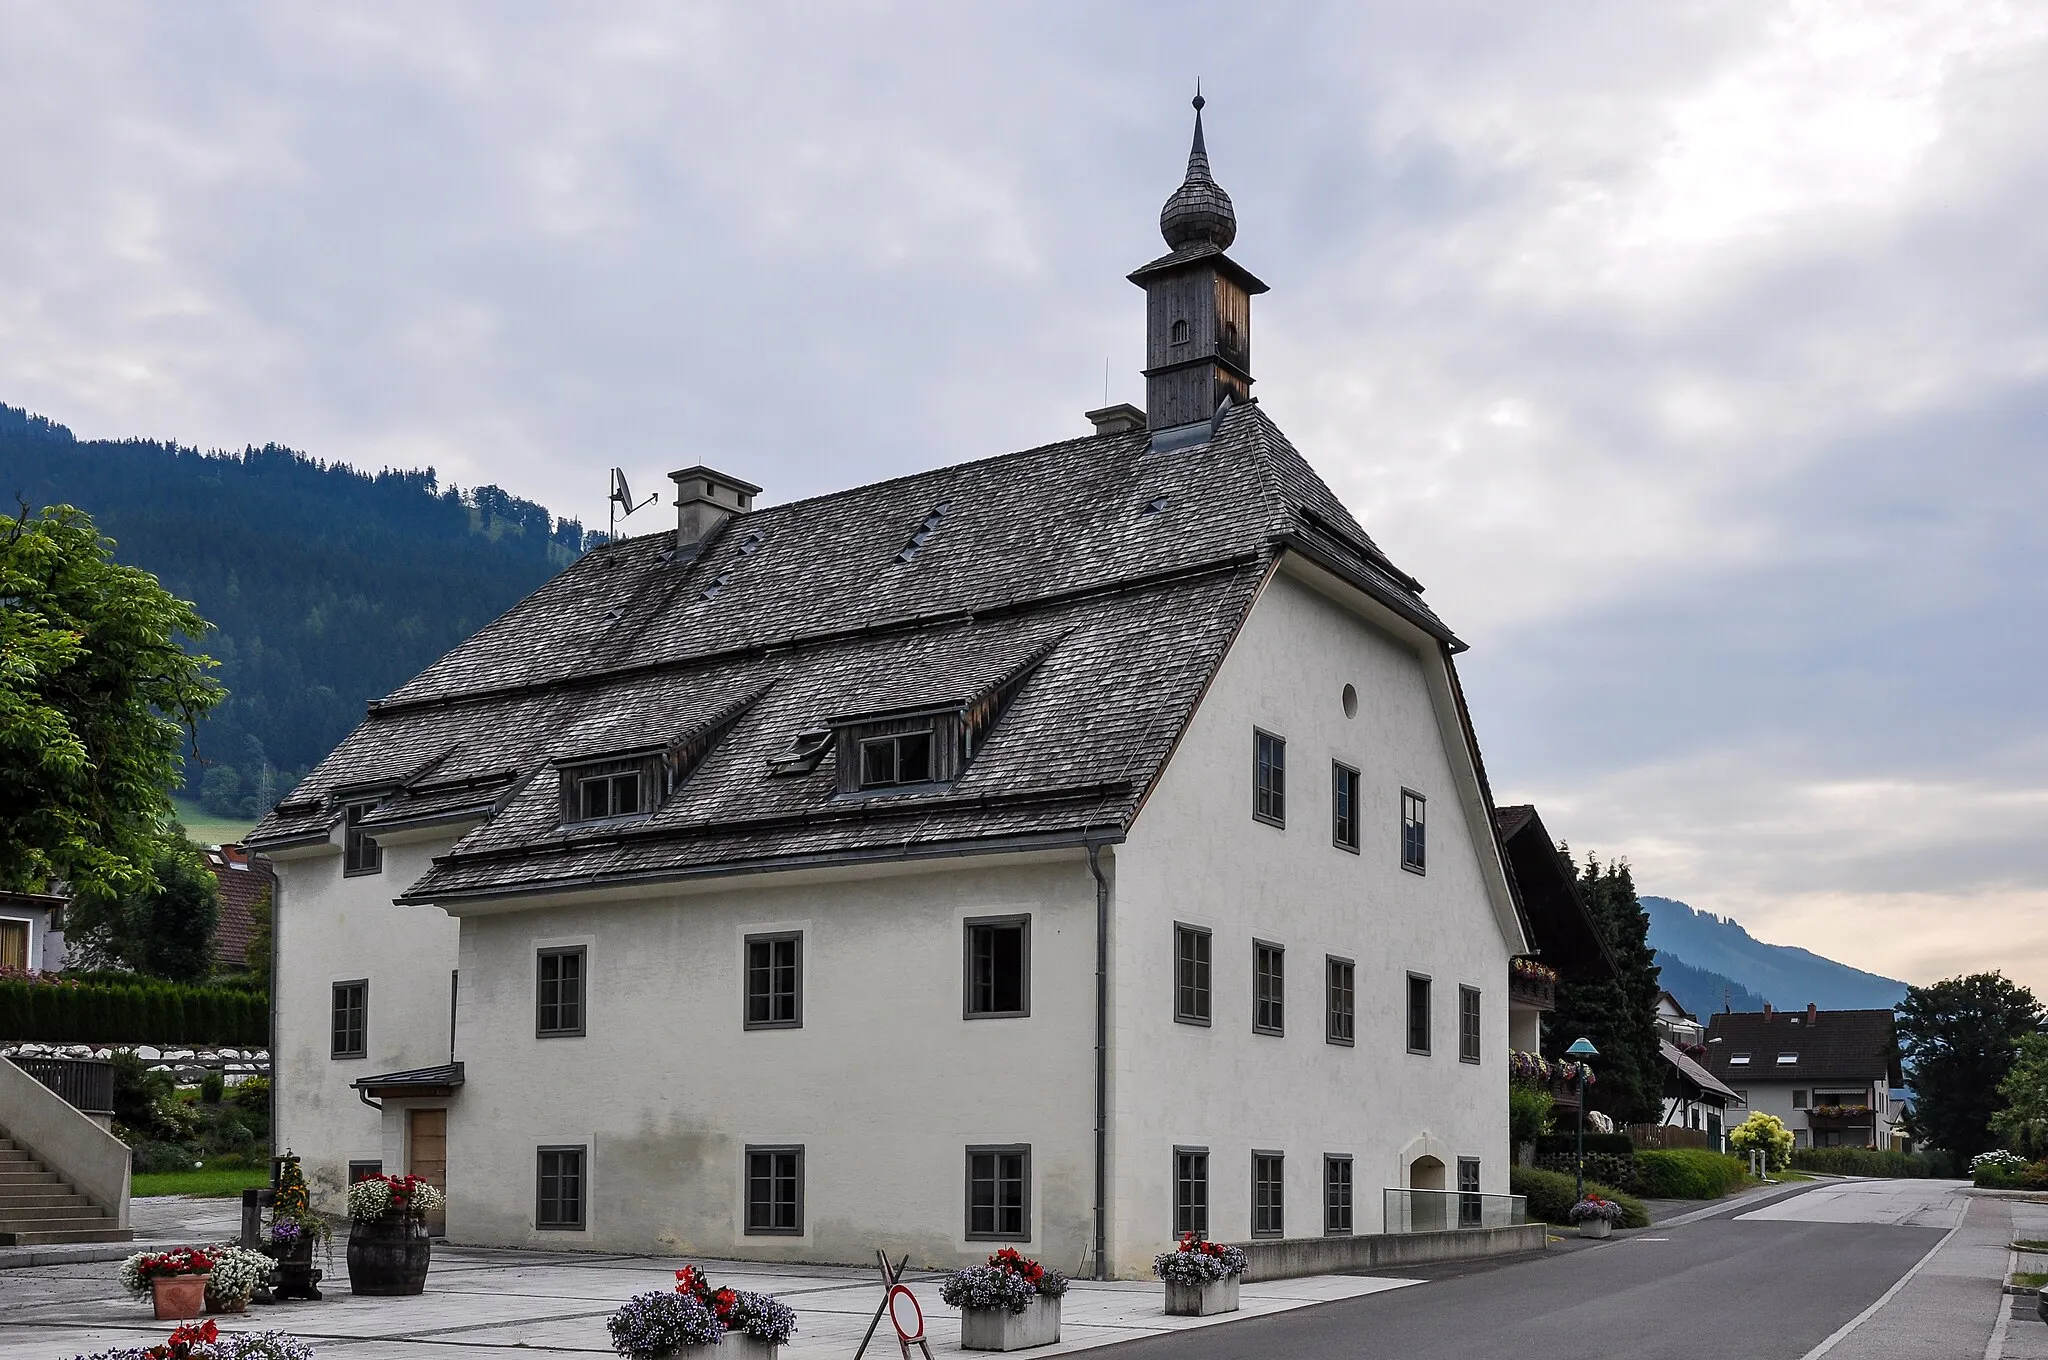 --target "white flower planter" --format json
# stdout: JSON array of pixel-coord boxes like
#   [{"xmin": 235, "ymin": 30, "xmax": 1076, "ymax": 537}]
[
  {"xmin": 959, "ymin": 1296, "xmax": 1061, "ymax": 1351},
  {"xmin": 1578, "ymin": 1218, "xmax": 1612, "ymax": 1238},
  {"xmin": 1164, "ymin": 1276, "xmax": 1240, "ymax": 1316},
  {"xmin": 664, "ymin": 1338, "xmax": 778, "ymax": 1359}
]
